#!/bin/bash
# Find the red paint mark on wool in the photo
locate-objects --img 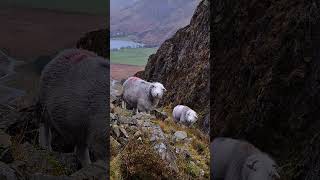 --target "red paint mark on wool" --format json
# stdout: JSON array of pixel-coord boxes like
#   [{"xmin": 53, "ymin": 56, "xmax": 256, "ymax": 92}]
[
  {"xmin": 128, "ymin": 77, "xmax": 141, "ymax": 81},
  {"xmin": 63, "ymin": 50, "xmax": 97, "ymax": 64}
]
